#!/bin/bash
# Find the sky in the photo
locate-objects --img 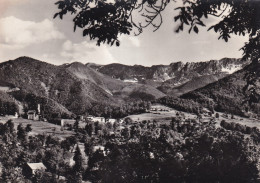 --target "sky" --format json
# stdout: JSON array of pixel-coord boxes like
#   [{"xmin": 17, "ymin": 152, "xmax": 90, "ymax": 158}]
[{"xmin": 0, "ymin": 0, "xmax": 249, "ymax": 66}]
